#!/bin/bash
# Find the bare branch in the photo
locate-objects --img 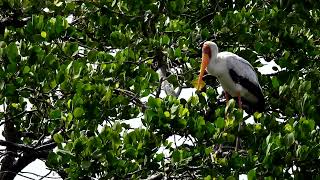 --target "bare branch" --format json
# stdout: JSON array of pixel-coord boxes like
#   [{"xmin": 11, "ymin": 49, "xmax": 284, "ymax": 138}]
[
  {"xmin": 35, "ymin": 142, "xmax": 56, "ymax": 151},
  {"xmin": 86, "ymin": 56, "xmax": 155, "ymax": 66}
]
